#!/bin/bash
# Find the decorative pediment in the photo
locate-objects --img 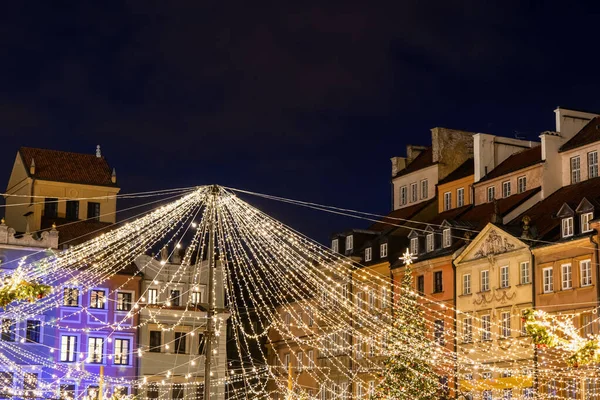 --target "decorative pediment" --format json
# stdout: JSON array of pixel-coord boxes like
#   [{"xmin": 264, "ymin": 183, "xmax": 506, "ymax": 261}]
[
  {"xmin": 408, "ymin": 229, "xmax": 420, "ymax": 239},
  {"xmin": 576, "ymin": 198, "xmax": 595, "ymax": 214},
  {"xmin": 556, "ymin": 203, "xmax": 575, "ymax": 218},
  {"xmin": 424, "ymin": 225, "xmax": 436, "ymax": 233},
  {"xmin": 472, "ymin": 229, "xmax": 516, "ymax": 259},
  {"xmin": 440, "ymin": 220, "xmax": 452, "ymax": 229},
  {"xmin": 455, "ymin": 224, "xmax": 527, "ymax": 264}
]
